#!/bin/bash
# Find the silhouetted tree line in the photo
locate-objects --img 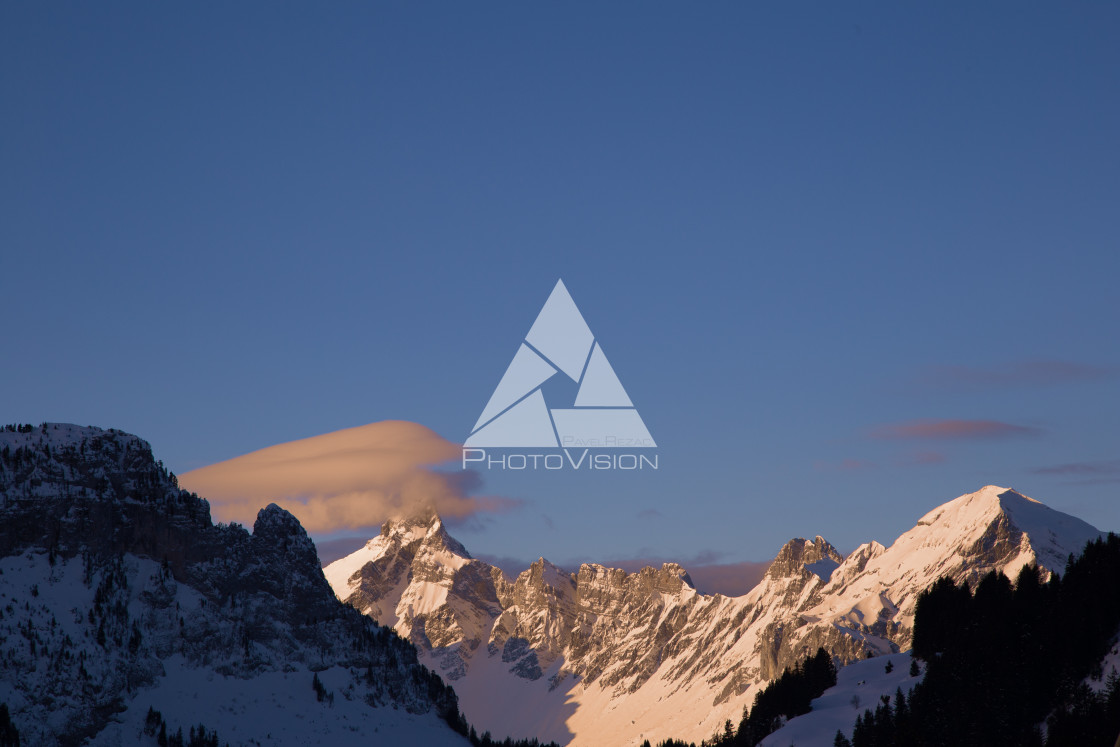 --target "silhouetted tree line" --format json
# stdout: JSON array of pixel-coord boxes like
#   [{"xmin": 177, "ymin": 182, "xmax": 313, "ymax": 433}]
[
  {"xmin": 730, "ymin": 647, "xmax": 838, "ymax": 746},
  {"xmin": 465, "ymin": 728, "xmax": 560, "ymax": 747},
  {"xmin": 143, "ymin": 706, "xmax": 227, "ymax": 747},
  {"xmin": 639, "ymin": 647, "xmax": 838, "ymax": 747},
  {"xmin": 311, "ymin": 671, "xmax": 334, "ymax": 704},
  {"xmin": 850, "ymin": 533, "xmax": 1120, "ymax": 747},
  {"xmin": 0, "ymin": 704, "xmax": 19, "ymax": 747}
]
